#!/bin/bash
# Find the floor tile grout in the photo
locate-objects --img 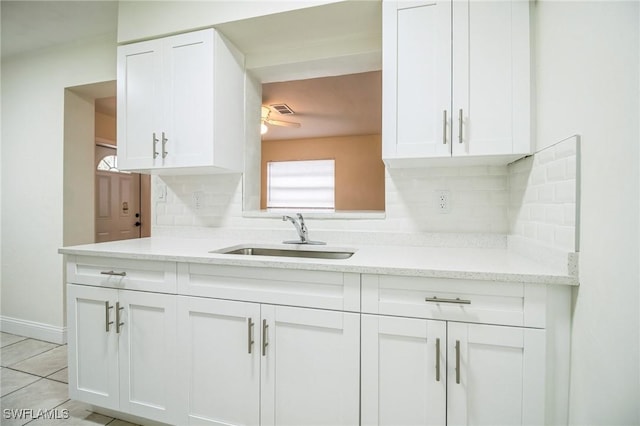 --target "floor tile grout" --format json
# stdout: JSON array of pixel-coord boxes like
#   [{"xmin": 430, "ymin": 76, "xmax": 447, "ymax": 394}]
[
  {"xmin": 1, "ymin": 333, "xmax": 135, "ymax": 426},
  {"xmin": 2, "ymin": 366, "xmax": 43, "ymax": 379},
  {"xmin": 0, "ymin": 376, "xmax": 46, "ymax": 398},
  {"xmin": 2, "ymin": 341, "xmax": 66, "ymax": 369}
]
